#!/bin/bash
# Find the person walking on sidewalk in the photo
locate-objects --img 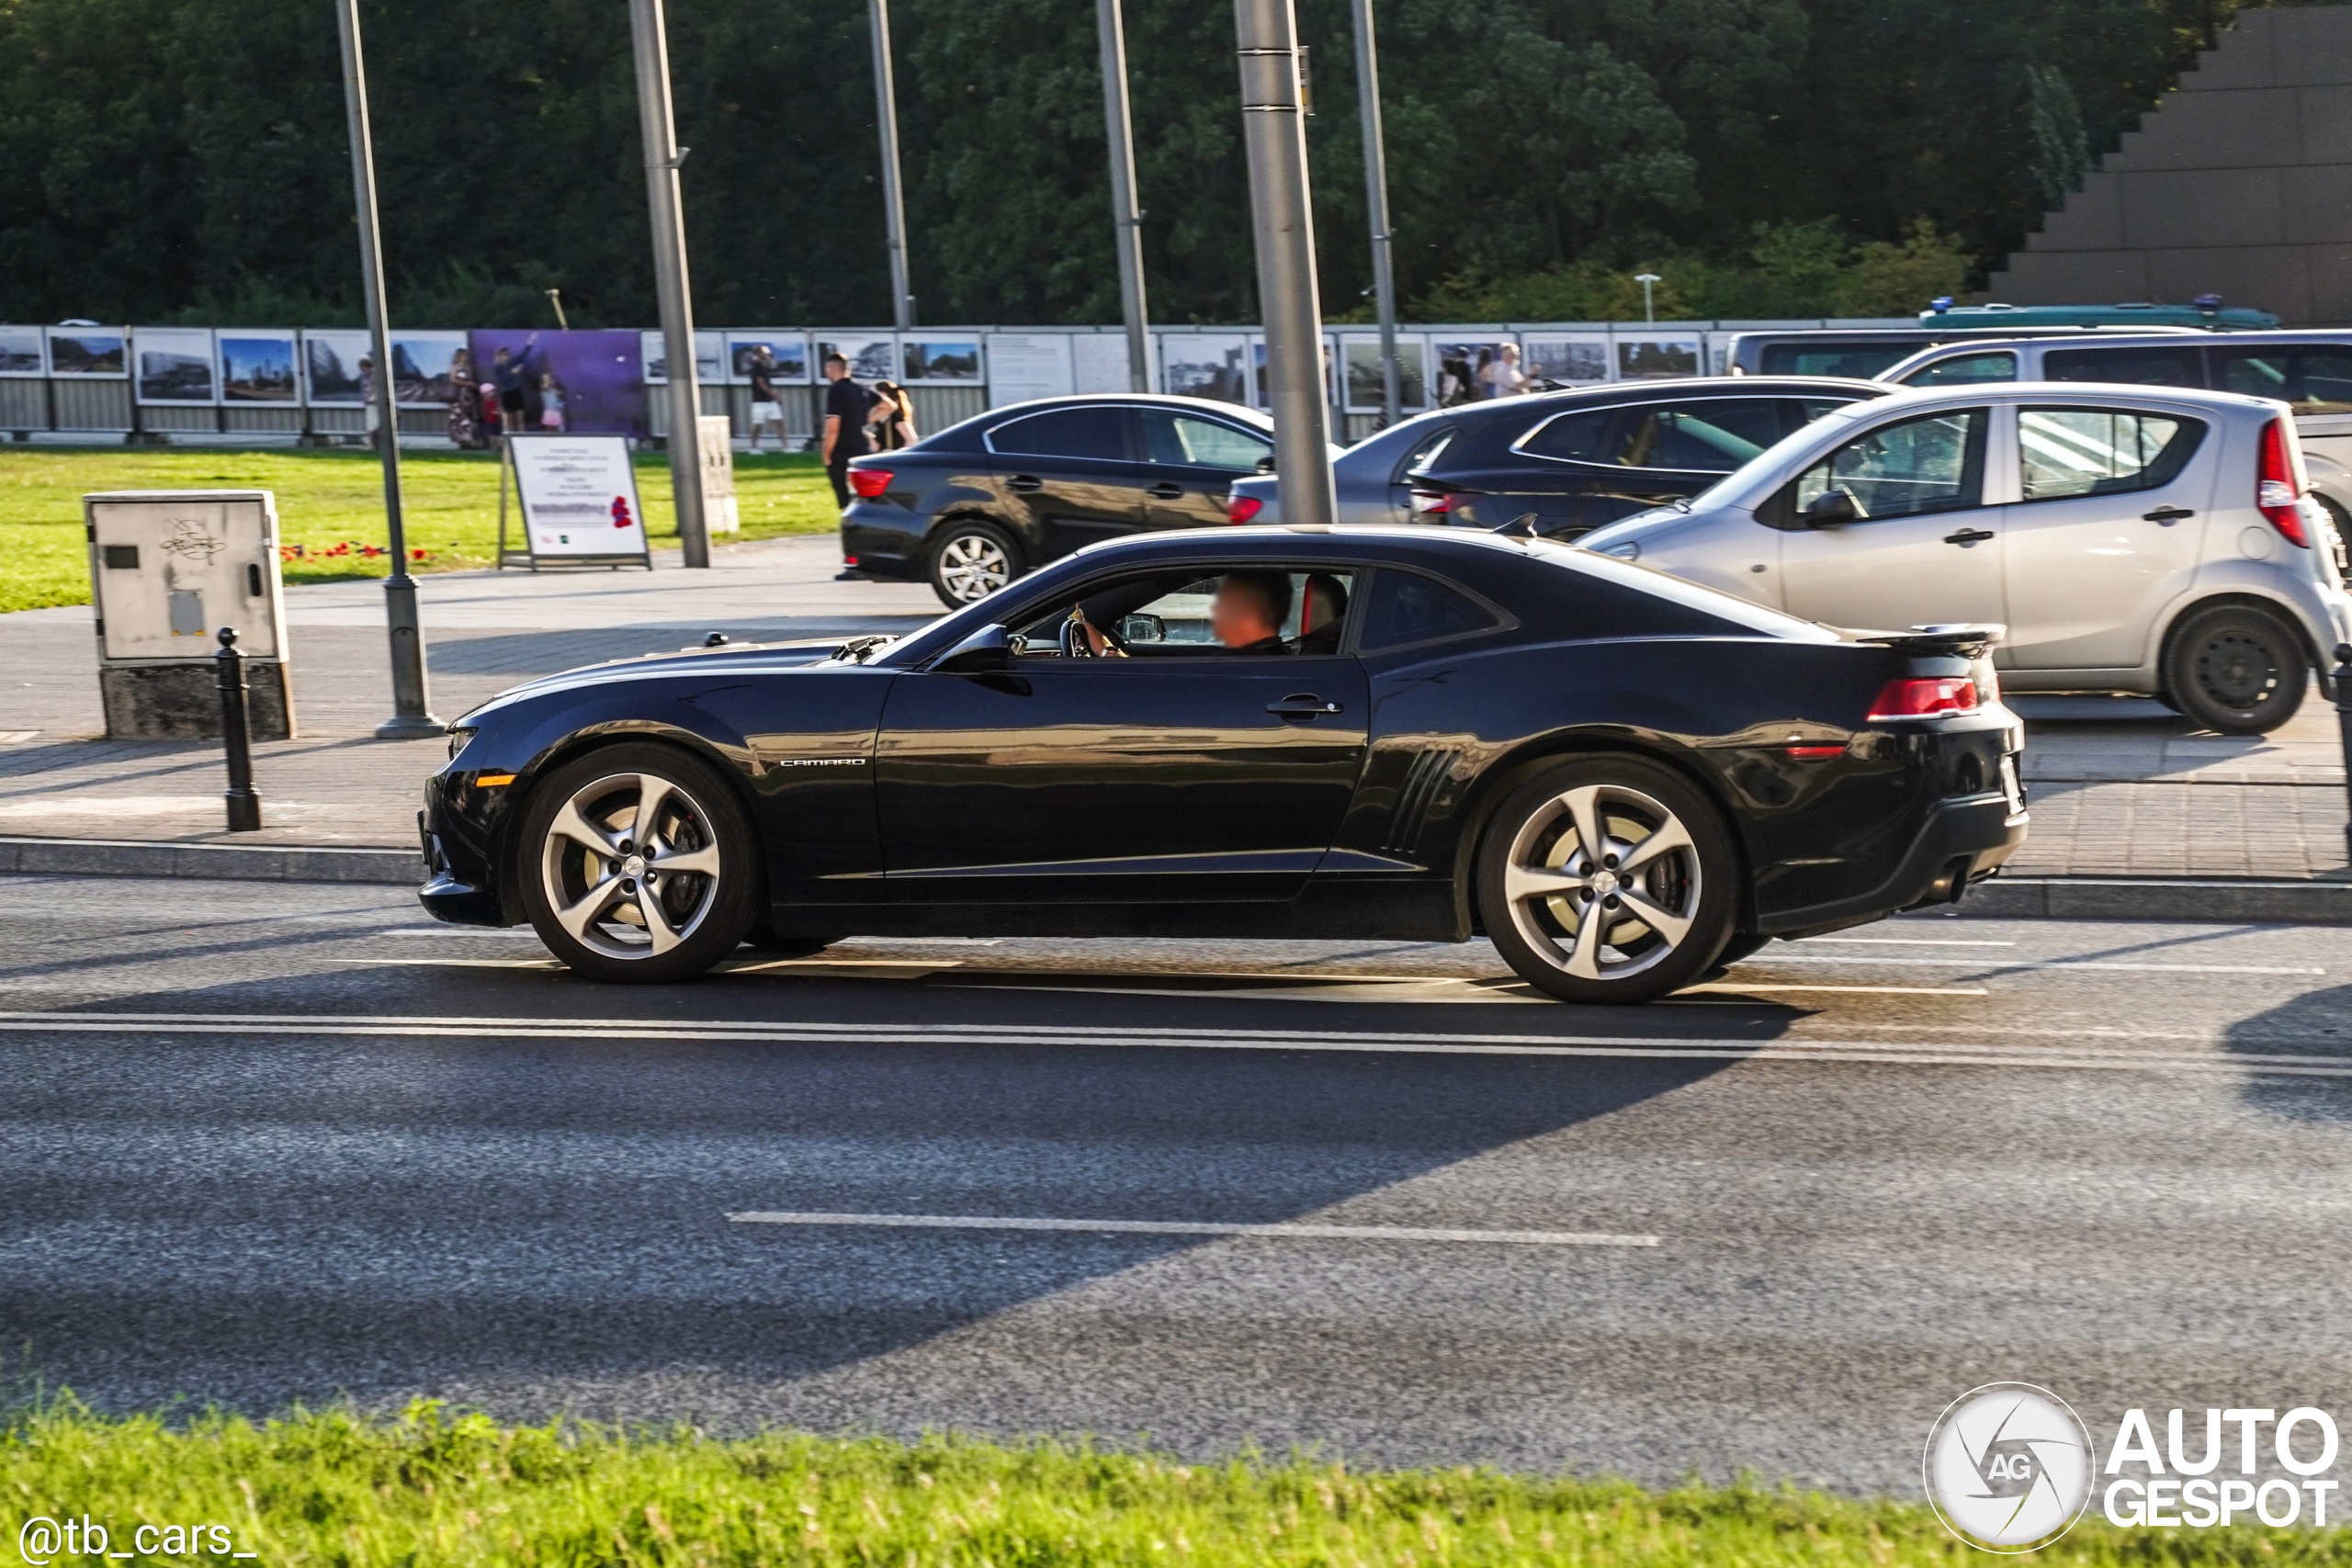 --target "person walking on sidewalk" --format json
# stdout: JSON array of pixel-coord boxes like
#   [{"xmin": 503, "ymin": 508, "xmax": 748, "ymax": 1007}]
[
  {"xmin": 821, "ymin": 352, "xmax": 878, "ymax": 509},
  {"xmin": 746, "ymin": 345, "xmax": 787, "ymax": 452}
]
